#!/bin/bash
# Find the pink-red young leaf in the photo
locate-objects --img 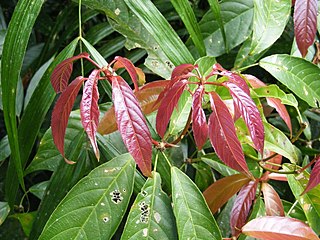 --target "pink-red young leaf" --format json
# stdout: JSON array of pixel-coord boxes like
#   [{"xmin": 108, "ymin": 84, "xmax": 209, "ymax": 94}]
[
  {"xmin": 192, "ymin": 85, "xmax": 208, "ymax": 149},
  {"xmin": 261, "ymin": 182, "xmax": 285, "ymax": 216},
  {"xmin": 112, "ymin": 76, "xmax": 152, "ymax": 177},
  {"xmin": 230, "ymin": 180, "xmax": 258, "ymax": 237},
  {"xmin": 267, "ymin": 173, "xmax": 288, "ymax": 182},
  {"xmin": 114, "ymin": 56, "xmax": 139, "ymax": 91},
  {"xmin": 242, "ymin": 216, "xmax": 319, "ymax": 240},
  {"xmin": 208, "ymin": 92, "xmax": 251, "ymax": 176},
  {"xmin": 263, "ymin": 149, "xmax": 283, "ymax": 170},
  {"xmin": 203, "ymin": 174, "xmax": 251, "ymax": 214},
  {"xmin": 156, "ymin": 80, "xmax": 188, "ymax": 138},
  {"xmin": 223, "ymin": 81, "xmax": 264, "ymax": 154},
  {"xmin": 302, "ymin": 155, "xmax": 320, "ymax": 194},
  {"xmin": 245, "ymin": 74, "xmax": 292, "ymax": 135},
  {"xmin": 51, "ymin": 52, "xmax": 90, "ymax": 93},
  {"xmin": 80, "ymin": 69, "xmax": 100, "ymax": 160},
  {"xmin": 51, "ymin": 76, "xmax": 86, "ymax": 161},
  {"xmin": 294, "ymin": 0, "xmax": 318, "ymax": 57},
  {"xmin": 171, "ymin": 63, "xmax": 196, "ymax": 80}
]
